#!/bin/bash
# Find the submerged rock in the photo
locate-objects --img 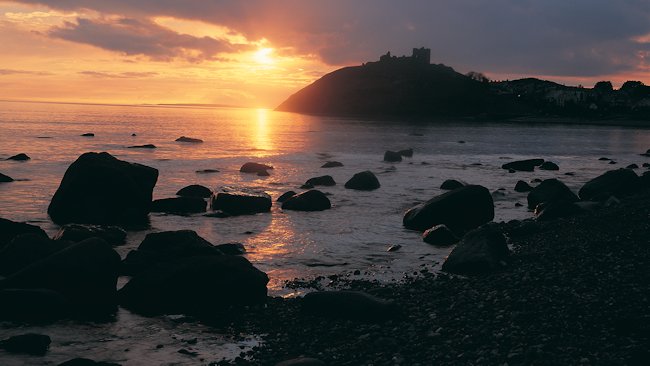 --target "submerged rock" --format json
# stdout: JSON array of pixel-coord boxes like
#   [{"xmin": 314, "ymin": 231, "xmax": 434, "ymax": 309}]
[
  {"xmin": 398, "ymin": 148, "xmax": 413, "ymax": 157},
  {"xmin": 0, "ymin": 172, "xmax": 14, "ymax": 182},
  {"xmin": 47, "ymin": 152, "xmax": 158, "ymax": 225},
  {"xmin": 383, "ymin": 151, "xmax": 402, "ymax": 162},
  {"xmin": 579, "ymin": 169, "xmax": 640, "ymax": 201},
  {"xmin": 211, "ymin": 187, "xmax": 272, "ymax": 215},
  {"xmin": 176, "ymin": 184, "xmax": 212, "ymax": 198},
  {"xmin": 514, "ymin": 180, "xmax": 533, "ymax": 193},
  {"xmin": 7, "ymin": 153, "xmax": 30, "ymax": 161},
  {"xmin": 501, "ymin": 159, "xmax": 544, "ymax": 172},
  {"xmin": 57, "ymin": 358, "xmax": 121, "ymax": 366},
  {"xmin": 195, "ymin": 169, "xmax": 220, "ymax": 174},
  {"xmin": 539, "ymin": 161, "xmax": 559, "ymax": 170},
  {"xmin": 303, "ymin": 175, "xmax": 336, "ymax": 187},
  {"xmin": 442, "ymin": 224, "xmax": 510, "ymax": 275},
  {"xmin": 127, "ymin": 144, "xmax": 156, "ymax": 149},
  {"xmin": 302, "ymin": 290, "xmax": 397, "ymax": 321},
  {"xmin": 53, "ymin": 224, "xmax": 127, "ymax": 246},
  {"xmin": 80, "ymin": 133, "xmax": 94, "ymax": 137},
  {"xmin": 527, "ymin": 178, "xmax": 578, "ymax": 209},
  {"xmin": 422, "ymin": 224, "xmax": 459, "ymax": 246},
  {"xmin": 151, "ymin": 197, "xmax": 207, "ymax": 214},
  {"xmin": 175, "ymin": 136, "xmax": 203, "ymax": 143},
  {"xmin": 440, "ymin": 179, "xmax": 466, "ymax": 190},
  {"xmin": 240, "ymin": 162, "xmax": 273, "ymax": 174},
  {"xmin": 321, "ymin": 161, "xmax": 343, "ymax": 168},
  {"xmin": 344, "ymin": 171, "xmax": 380, "ymax": 190},
  {"xmin": 282, "ymin": 190, "xmax": 331, "ymax": 211}
]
